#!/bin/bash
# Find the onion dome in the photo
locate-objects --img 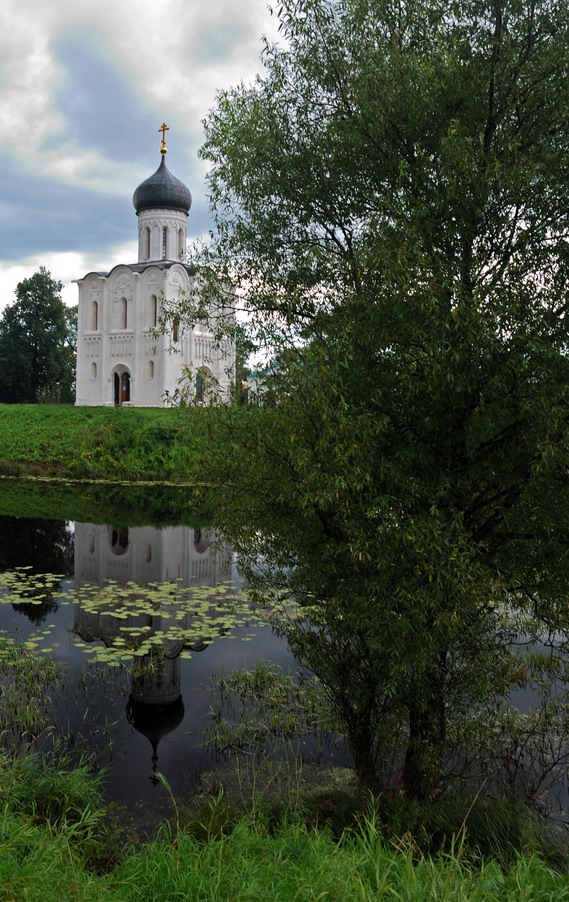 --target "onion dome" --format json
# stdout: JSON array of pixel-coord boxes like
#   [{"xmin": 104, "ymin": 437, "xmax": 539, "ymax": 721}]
[{"xmin": 133, "ymin": 155, "xmax": 192, "ymax": 215}]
